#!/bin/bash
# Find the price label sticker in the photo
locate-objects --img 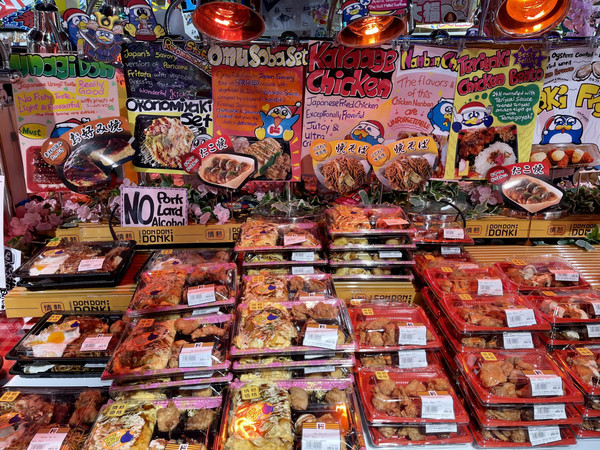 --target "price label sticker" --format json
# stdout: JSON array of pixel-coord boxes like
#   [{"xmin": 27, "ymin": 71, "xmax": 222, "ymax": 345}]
[
  {"xmin": 187, "ymin": 285, "xmax": 217, "ymax": 306},
  {"xmin": 362, "ymin": 308, "xmax": 374, "ymax": 316},
  {"xmin": 523, "ymin": 370, "xmax": 564, "ymax": 397},
  {"xmin": 441, "ymin": 246, "xmax": 461, "ymax": 256},
  {"xmin": 0, "ymin": 391, "xmax": 19, "ymax": 402},
  {"xmin": 27, "ymin": 427, "xmax": 69, "ymax": 450},
  {"xmin": 80, "ymin": 334, "xmax": 112, "ymax": 352},
  {"xmin": 533, "ymin": 404, "xmax": 566, "ymax": 420},
  {"xmin": 503, "ymin": 332, "xmax": 534, "ymax": 349},
  {"xmin": 303, "ymin": 324, "xmax": 339, "ymax": 350},
  {"xmin": 481, "ymin": 352, "xmax": 497, "ymax": 361},
  {"xmin": 179, "ymin": 343, "xmax": 213, "ymax": 368},
  {"xmin": 576, "ymin": 347, "xmax": 594, "ymax": 357},
  {"xmin": 77, "ymin": 257, "xmax": 106, "ymax": 272},
  {"xmin": 292, "ymin": 252, "xmax": 315, "ymax": 262},
  {"xmin": 84, "ymin": 363, "xmax": 106, "ymax": 369},
  {"xmin": 137, "ymin": 318, "xmax": 155, "ymax": 328},
  {"xmin": 458, "ymin": 294, "xmax": 473, "ymax": 301},
  {"xmin": 301, "ymin": 423, "xmax": 340, "ymax": 450},
  {"xmin": 284, "ymin": 234, "xmax": 308, "ymax": 246},
  {"xmin": 550, "ymin": 269, "xmax": 579, "ymax": 282},
  {"xmin": 105, "ymin": 403, "xmax": 127, "ymax": 417},
  {"xmin": 292, "ymin": 266, "xmax": 315, "ymax": 275},
  {"xmin": 252, "ymin": 276, "xmax": 265, "ymax": 283},
  {"xmin": 477, "ymin": 278, "xmax": 504, "ymax": 296},
  {"xmin": 350, "ymin": 299, "xmax": 363, "ymax": 306},
  {"xmin": 45, "ymin": 239, "xmax": 61, "ymax": 247},
  {"xmin": 375, "ymin": 371, "xmax": 389, "ymax": 380},
  {"xmin": 241, "ymin": 385, "xmax": 260, "ymax": 400},
  {"xmin": 298, "ymin": 294, "xmax": 326, "ymax": 302},
  {"xmin": 425, "ymin": 423, "xmax": 458, "ymax": 434},
  {"xmin": 443, "ymin": 228, "xmax": 464, "ymax": 239},
  {"xmin": 511, "ymin": 259, "xmax": 527, "ymax": 266},
  {"xmin": 587, "ymin": 324, "xmax": 600, "ymax": 338},
  {"xmin": 160, "ymin": 249, "xmax": 173, "ymax": 255},
  {"xmin": 504, "ymin": 308, "xmax": 537, "ymax": 328},
  {"xmin": 47, "ymin": 315, "xmax": 62, "ymax": 323},
  {"xmin": 588, "ymin": 301, "xmax": 600, "ymax": 316},
  {"xmin": 381, "ymin": 218, "xmax": 408, "ymax": 226},
  {"xmin": 397, "ymin": 350, "xmax": 428, "ymax": 369},
  {"xmin": 398, "ymin": 323, "xmax": 427, "ymax": 346},
  {"xmin": 419, "ymin": 392, "xmax": 455, "ymax": 419},
  {"xmin": 249, "ymin": 302, "xmax": 265, "ymax": 311},
  {"xmin": 440, "ymin": 266, "xmax": 453, "ymax": 273},
  {"xmin": 527, "ymin": 426, "xmax": 562, "ymax": 446},
  {"xmin": 379, "ymin": 251, "xmax": 403, "ymax": 258},
  {"xmin": 191, "ymin": 307, "xmax": 220, "ymax": 316},
  {"xmin": 424, "ymin": 255, "xmax": 435, "ymax": 261},
  {"xmin": 304, "ymin": 365, "xmax": 335, "ymax": 375}
]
